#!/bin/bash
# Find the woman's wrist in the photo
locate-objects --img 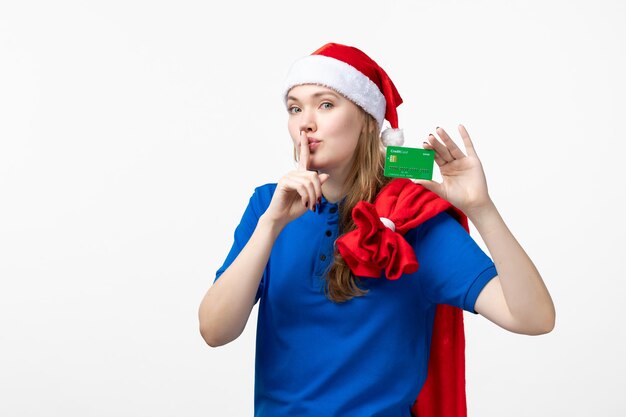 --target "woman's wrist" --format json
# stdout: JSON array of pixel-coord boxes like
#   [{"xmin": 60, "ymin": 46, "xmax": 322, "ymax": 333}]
[
  {"xmin": 464, "ymin": 200, "xmax": 505, "ymax": 240},
  {"xmin": 258, "ymin": 213, "xmax": 287, "ymax": 236},
  {"xmin": 463, "ymin": 197, "xmax": 498, "ymax": 227}
]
